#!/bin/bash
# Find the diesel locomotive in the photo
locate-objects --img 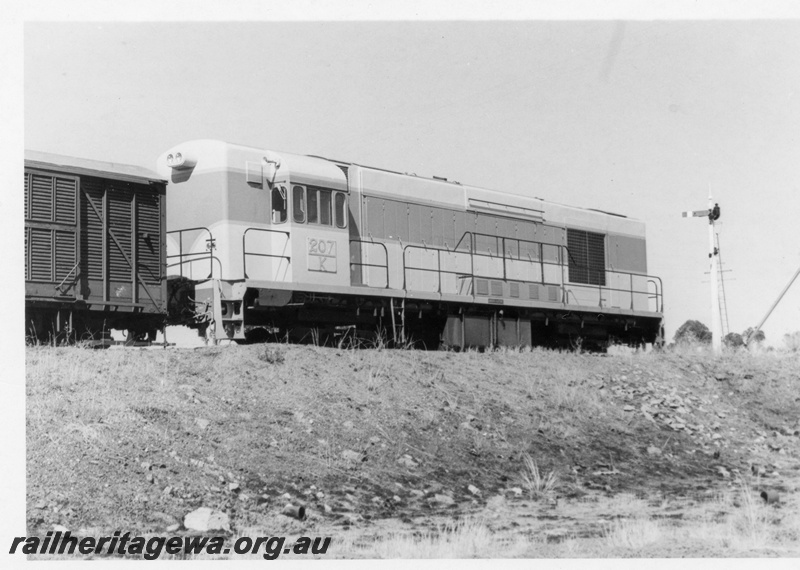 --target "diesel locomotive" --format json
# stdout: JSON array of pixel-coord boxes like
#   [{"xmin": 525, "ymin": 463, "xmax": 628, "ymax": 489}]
[
  {"xmin": 24, "ymin": 140, "xmax": 664, "ymax": 349},
  {"xmin": 158, "ymin": 139, "xmax": 663, "ymax": 349}
]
